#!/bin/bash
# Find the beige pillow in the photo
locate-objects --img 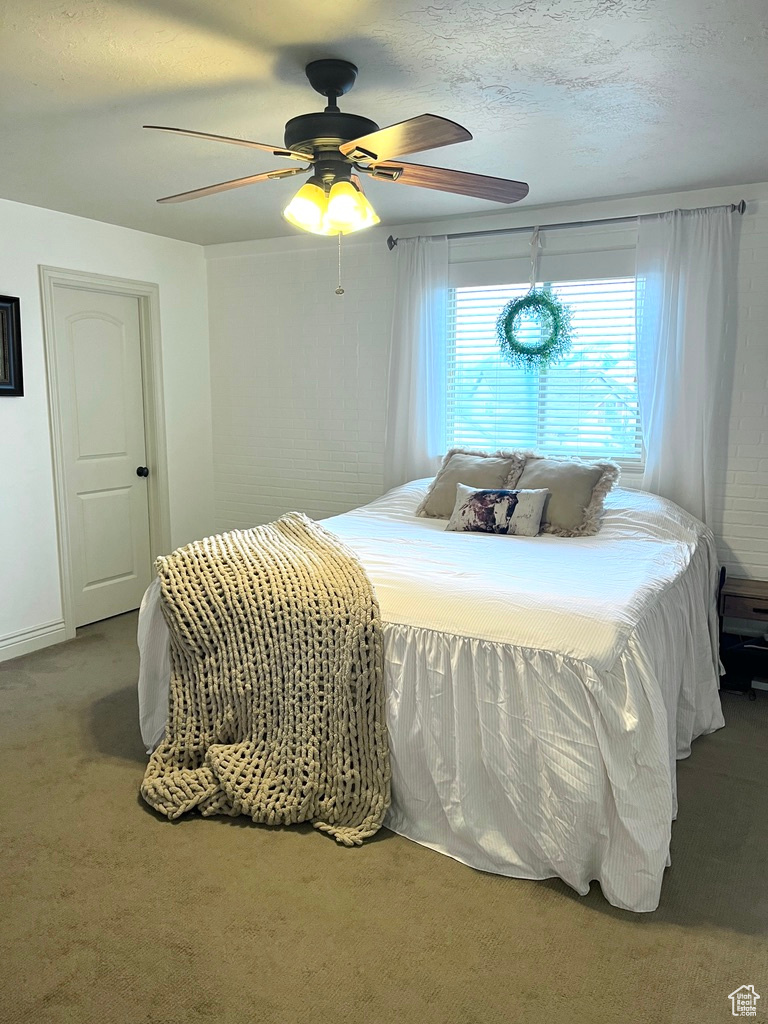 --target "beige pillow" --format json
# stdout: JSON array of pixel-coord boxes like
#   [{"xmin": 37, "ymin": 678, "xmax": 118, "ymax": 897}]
[
  {"xmin": 515, "ymin": 457, "xmax": 620, "ymax": 536},
  {"xmin": 416, "ymin": 448, "xmax": 528, "ymax": 519}
]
